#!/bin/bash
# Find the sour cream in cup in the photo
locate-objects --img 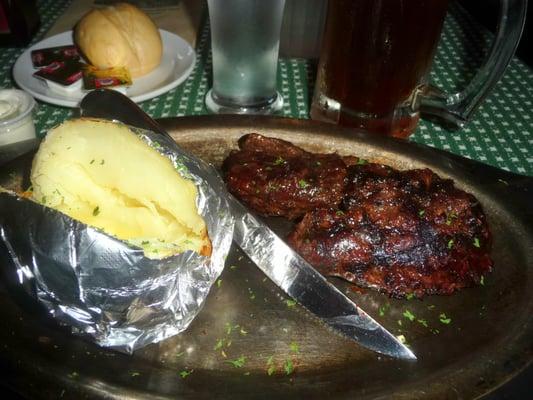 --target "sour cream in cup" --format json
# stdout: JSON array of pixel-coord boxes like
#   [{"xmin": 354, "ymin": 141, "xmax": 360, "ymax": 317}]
[{"xmin": 0, "ymin": 89, "xmax": 37, "ymax": 146}]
